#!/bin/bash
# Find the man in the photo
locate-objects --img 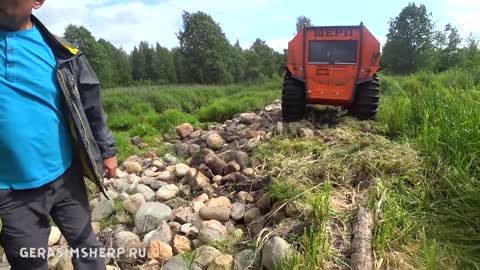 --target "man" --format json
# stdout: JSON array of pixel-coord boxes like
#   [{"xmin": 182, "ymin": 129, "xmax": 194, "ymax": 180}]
[{"xmin": 0, "ymin": 1, "xmax": 117, "ymax": 269}]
